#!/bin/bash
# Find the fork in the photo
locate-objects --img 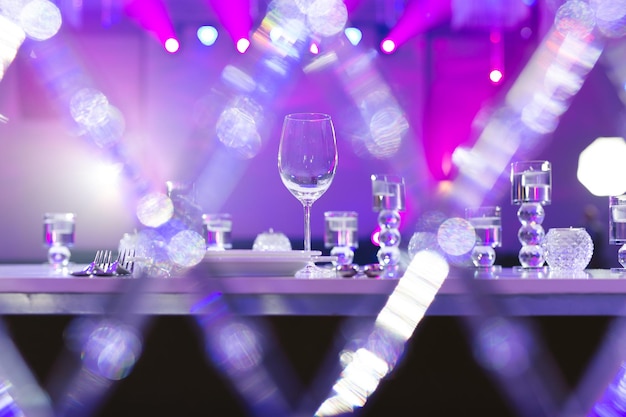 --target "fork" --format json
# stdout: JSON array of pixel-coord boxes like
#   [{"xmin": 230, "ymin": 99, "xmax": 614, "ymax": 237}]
[
  {"xmin": 94, "ymin": 249, "xmax": 134, "ymax": 276},
  {"xmin": 70, "ymin": 250, "xmax": 109, "ymax": 276}
]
